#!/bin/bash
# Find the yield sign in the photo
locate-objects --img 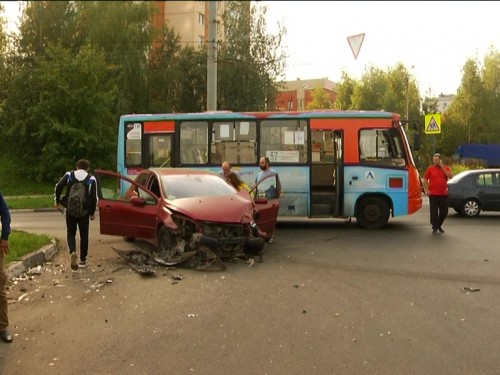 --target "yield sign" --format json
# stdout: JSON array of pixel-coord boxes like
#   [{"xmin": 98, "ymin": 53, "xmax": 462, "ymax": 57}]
[{"xmin": 347, "ymin": 33, "xmax": 365, "ymax": 60}]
